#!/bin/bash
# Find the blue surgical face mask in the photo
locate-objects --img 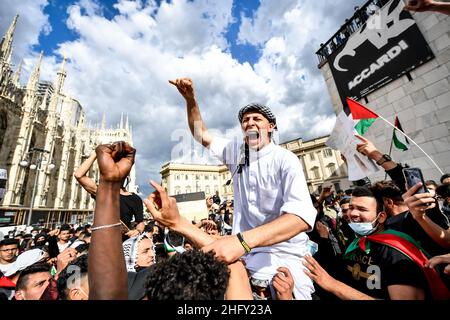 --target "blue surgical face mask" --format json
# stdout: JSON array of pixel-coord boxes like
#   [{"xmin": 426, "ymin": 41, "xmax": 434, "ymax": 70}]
[{"xmin": 348, "ymin": 214, "xmax": 380, "ymax": 236}]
